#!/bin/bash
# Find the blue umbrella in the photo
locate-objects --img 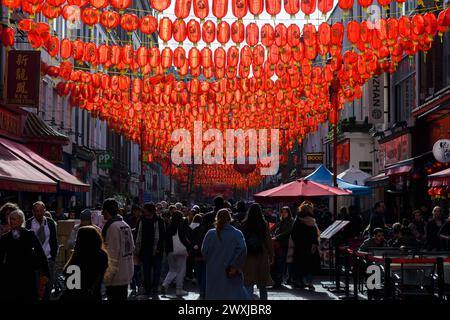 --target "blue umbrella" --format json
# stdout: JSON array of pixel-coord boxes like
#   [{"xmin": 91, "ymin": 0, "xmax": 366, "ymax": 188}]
[{"xmin": 304, "ymin": 165, "xmax": 371, "ymax": 196}]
